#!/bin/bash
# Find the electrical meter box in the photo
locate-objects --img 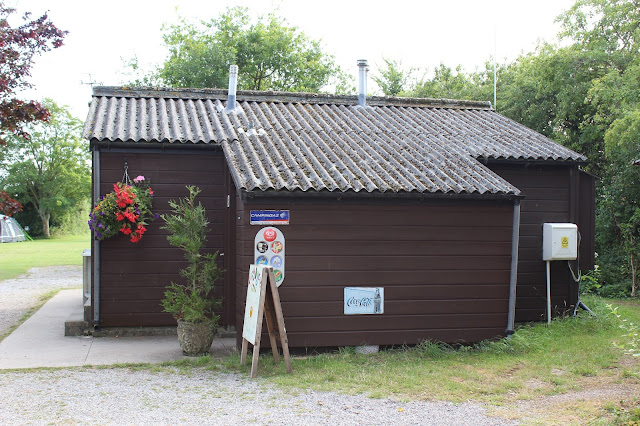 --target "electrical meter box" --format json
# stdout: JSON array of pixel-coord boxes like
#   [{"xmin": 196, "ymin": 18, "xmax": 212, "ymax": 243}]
[{"xmin": 542, "ymin": 223, "xmax": 578, "ymax": 261}]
